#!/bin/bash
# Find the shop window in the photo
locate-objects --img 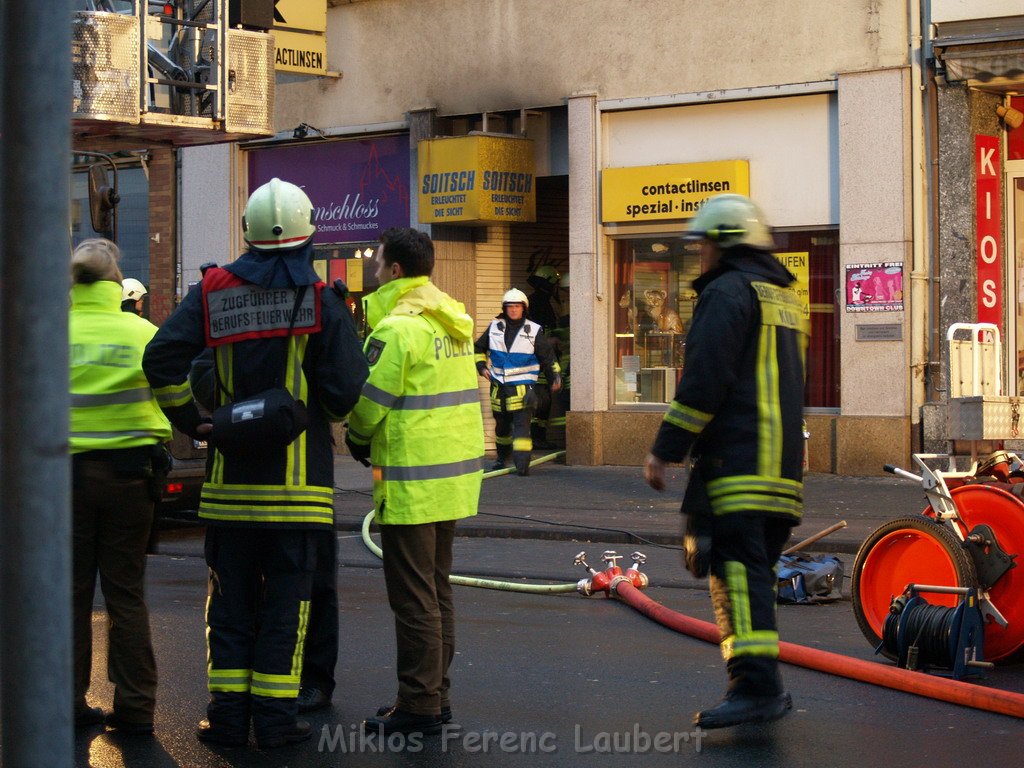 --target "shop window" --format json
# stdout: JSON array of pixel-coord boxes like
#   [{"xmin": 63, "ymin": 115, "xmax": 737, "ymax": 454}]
[
  {"xmin": 312, "ymin": 243, "xmax": 380, "ymax": 338},
  {"xmin": 611, "ymin": 229, "xmax": 839, "ymax": 408},
  {"xmin": 1009, "ymin": 96, "xmax": 1024, "ymax": 162},
  {"xmin": 613, "ymin": 238, "xmax": 698, "ymax": 404},
  {"xmin": 773, "ymin": 229, "xmax": 840, "ymax": 409}
]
